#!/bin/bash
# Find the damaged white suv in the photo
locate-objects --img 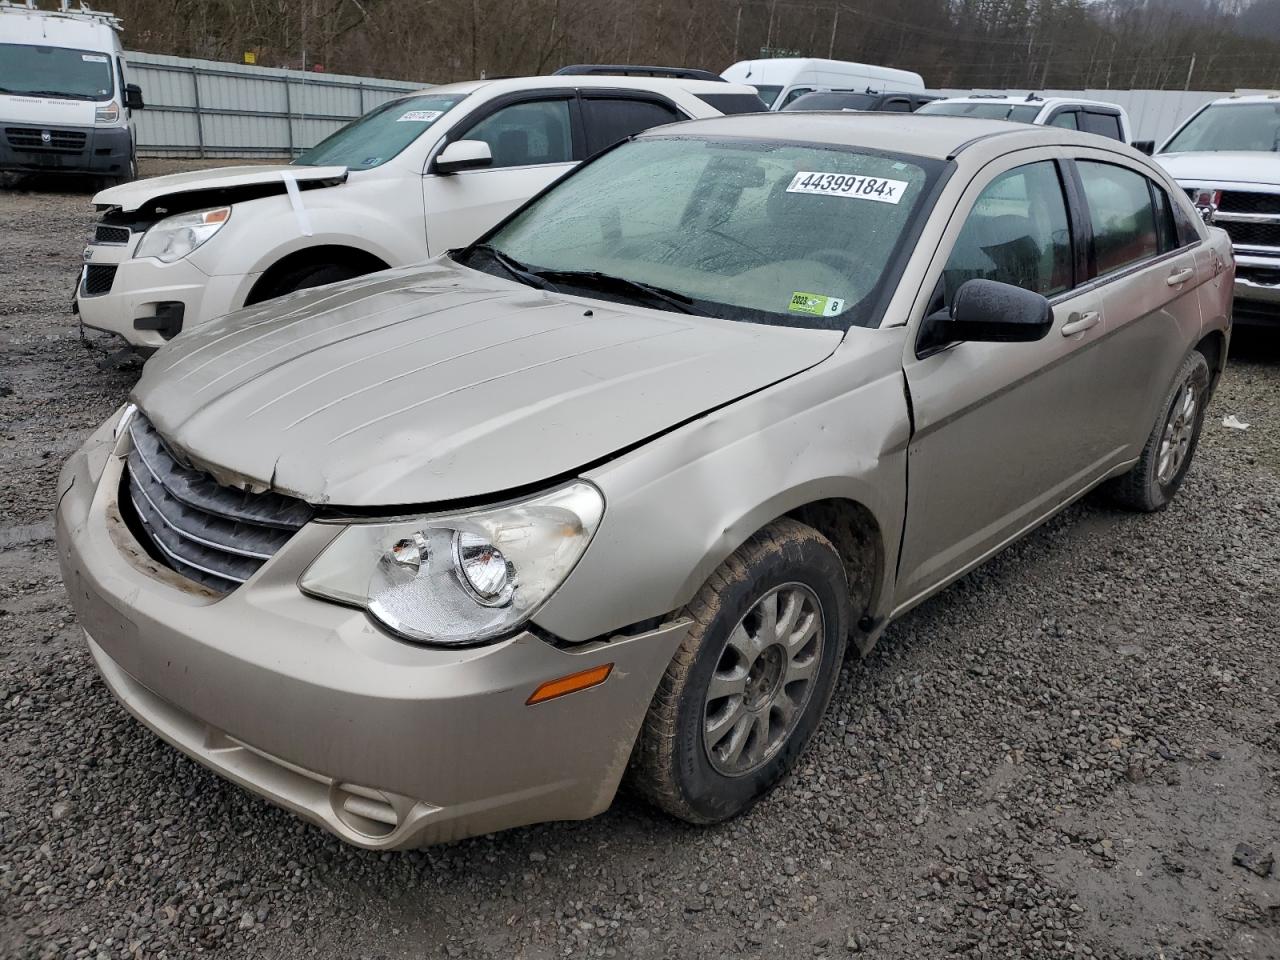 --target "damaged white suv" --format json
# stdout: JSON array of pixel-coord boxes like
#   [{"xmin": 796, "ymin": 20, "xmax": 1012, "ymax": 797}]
[{"xmin": 74, "ymin": 73, "xmax": 761, "ymax": 349}]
